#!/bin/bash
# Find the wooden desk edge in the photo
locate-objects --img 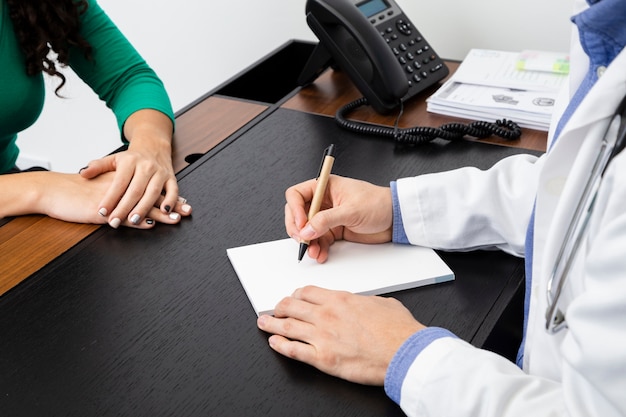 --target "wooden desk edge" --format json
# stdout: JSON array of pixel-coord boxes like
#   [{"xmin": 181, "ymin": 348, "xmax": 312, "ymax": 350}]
[{"xmin": 0, "ymin": 96, "xmax": 267, "ymax": 297}]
